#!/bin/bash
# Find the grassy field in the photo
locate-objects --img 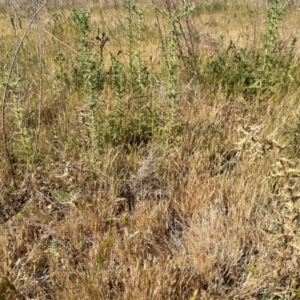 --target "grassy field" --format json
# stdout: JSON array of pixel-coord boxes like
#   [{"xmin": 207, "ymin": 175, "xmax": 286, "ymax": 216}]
[{"xmin": 1, "ymin": 0, "xmax": 300, "ymax": 299}]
